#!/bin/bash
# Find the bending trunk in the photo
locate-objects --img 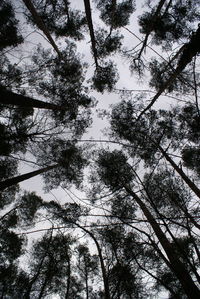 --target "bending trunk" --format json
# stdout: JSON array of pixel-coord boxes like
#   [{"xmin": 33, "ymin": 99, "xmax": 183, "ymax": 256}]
[
  {"xmin": 0, "ymin": 164, "xmax": 58, "ymax": 191},
  {"xmin": 125, "ymin": 186, "xmax": 200, "ymax": 299},
  {"xmin": 75, "ymin": 223, "xmax": 111, "ymax": 299}
]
